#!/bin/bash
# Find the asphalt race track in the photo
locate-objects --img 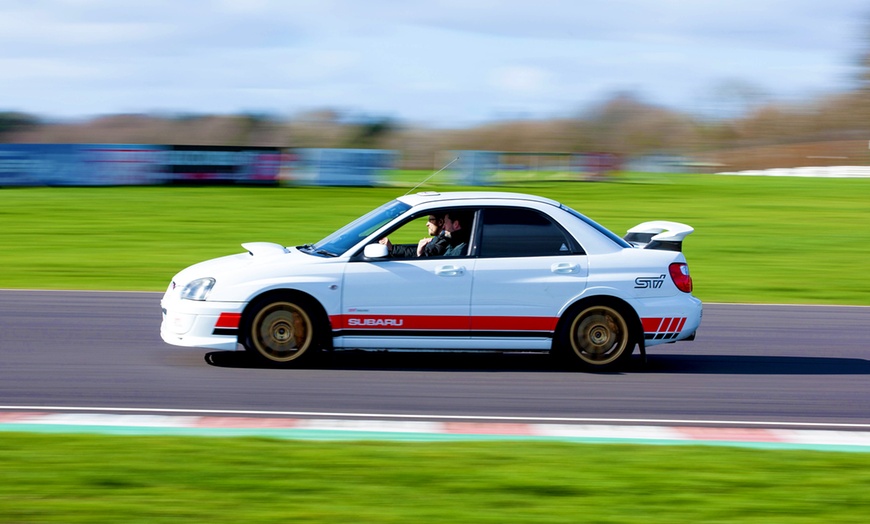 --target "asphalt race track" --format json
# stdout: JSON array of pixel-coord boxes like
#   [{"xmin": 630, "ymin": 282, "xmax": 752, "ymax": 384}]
[{"xmin": 1, "ymin": 290, "xmax": 869, "ymax": 429}]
